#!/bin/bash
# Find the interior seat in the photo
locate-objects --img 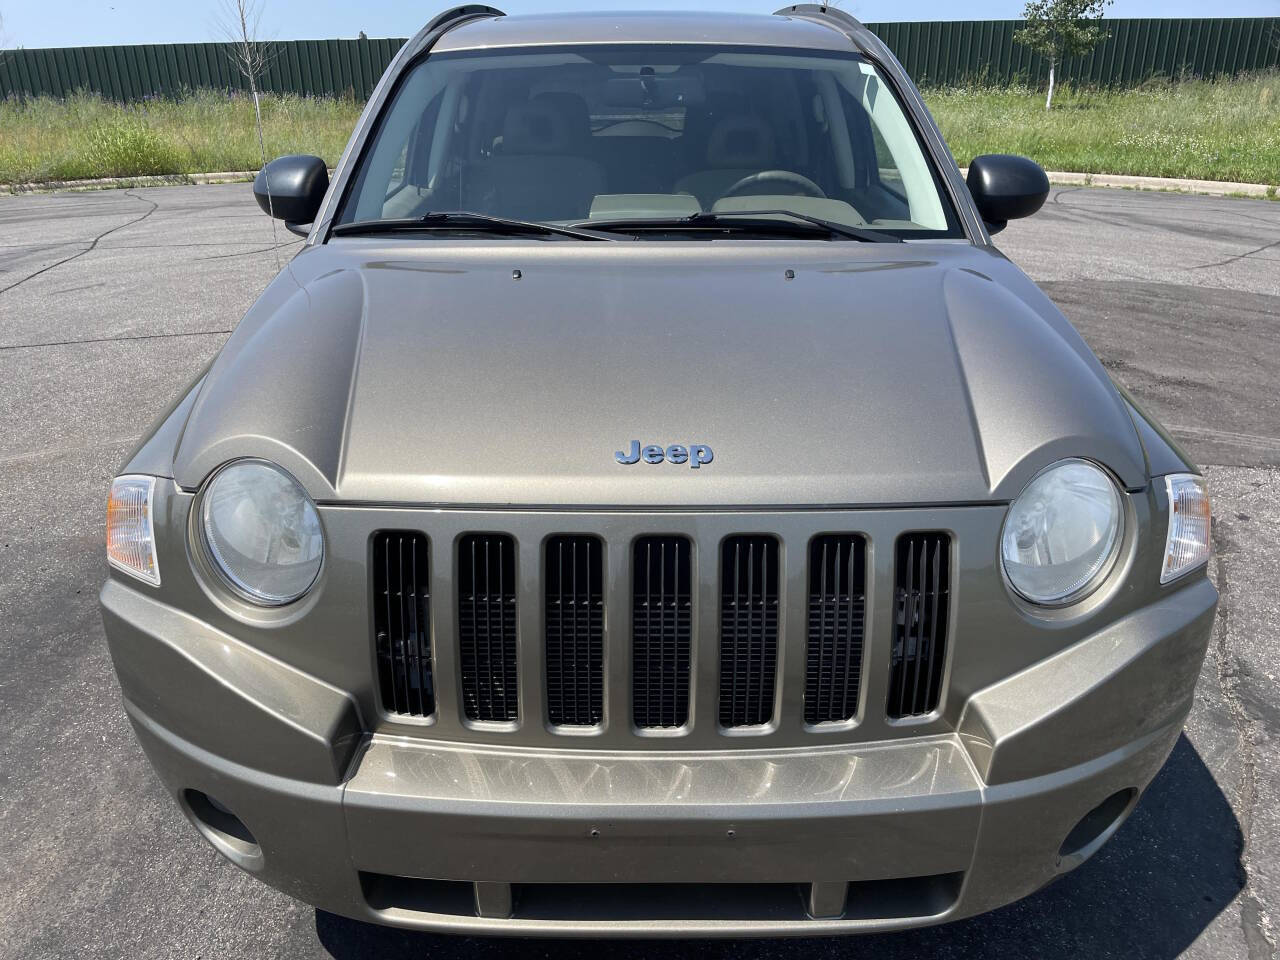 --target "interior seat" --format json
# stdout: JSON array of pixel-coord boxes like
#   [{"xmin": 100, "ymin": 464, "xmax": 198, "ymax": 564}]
[
  {"xmin": 462, "ymin": 96, "xmax": 606, "ymax": 221},
  {"xmin": 673, "ymin": 115, "xmax": 777, "ymax": 210}
]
